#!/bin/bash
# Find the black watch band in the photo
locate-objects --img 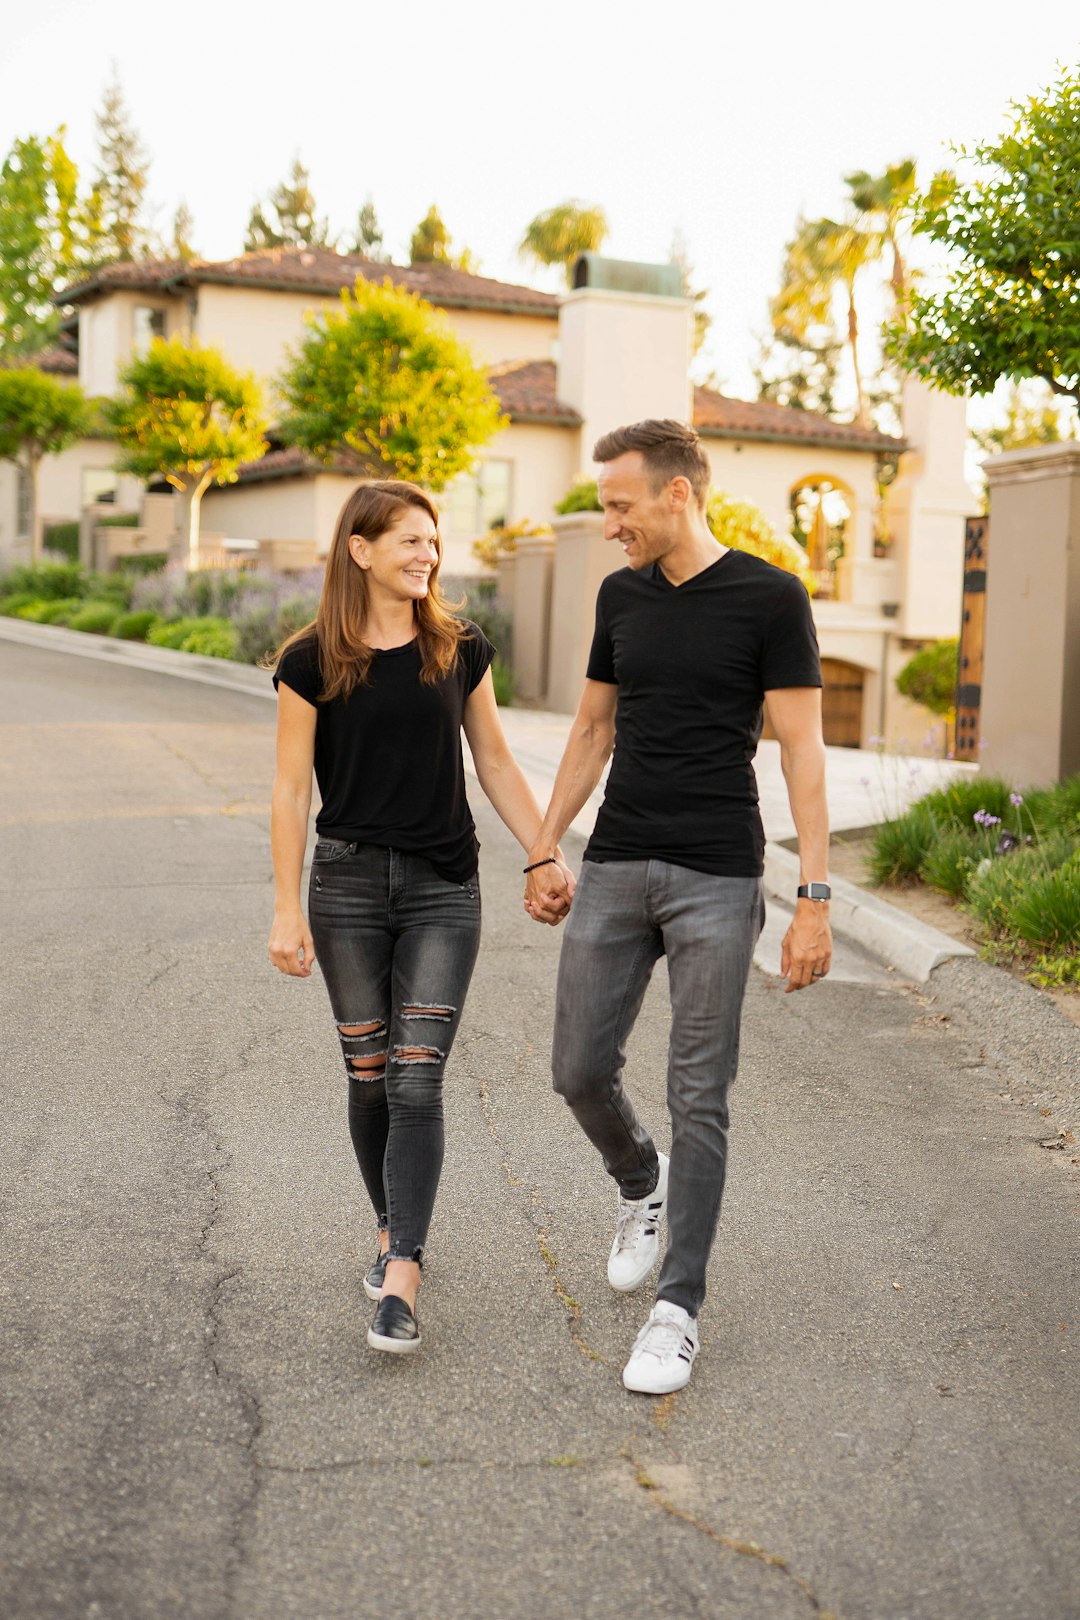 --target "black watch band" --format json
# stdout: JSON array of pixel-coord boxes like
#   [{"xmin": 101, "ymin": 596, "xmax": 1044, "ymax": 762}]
[{"xmin": 797, "ymin": 882, "xmax": 831, "ymax": 902}]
